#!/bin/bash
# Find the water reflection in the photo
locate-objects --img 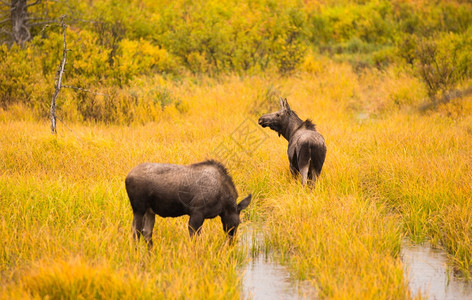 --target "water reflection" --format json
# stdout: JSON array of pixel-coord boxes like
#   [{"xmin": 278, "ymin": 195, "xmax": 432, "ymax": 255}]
[
  {"xmin": 401, "ymin": 240, "xmax": 472, "ymax": 299},
  {"xmin": 240, "ymin": 226, "xmax": 316, "ymax": 300},
  {"xmin": 242, "ymin": 255, "xmax": 313, "ymax": 300}
]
